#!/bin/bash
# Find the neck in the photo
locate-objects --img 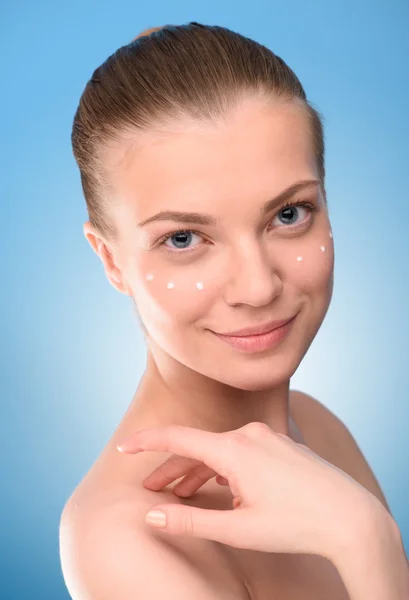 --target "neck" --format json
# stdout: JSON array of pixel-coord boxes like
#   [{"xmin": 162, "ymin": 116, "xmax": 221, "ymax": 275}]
[{"xmin": 129, "ymin": 345, "xmax": 292, "ymax": 437}]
